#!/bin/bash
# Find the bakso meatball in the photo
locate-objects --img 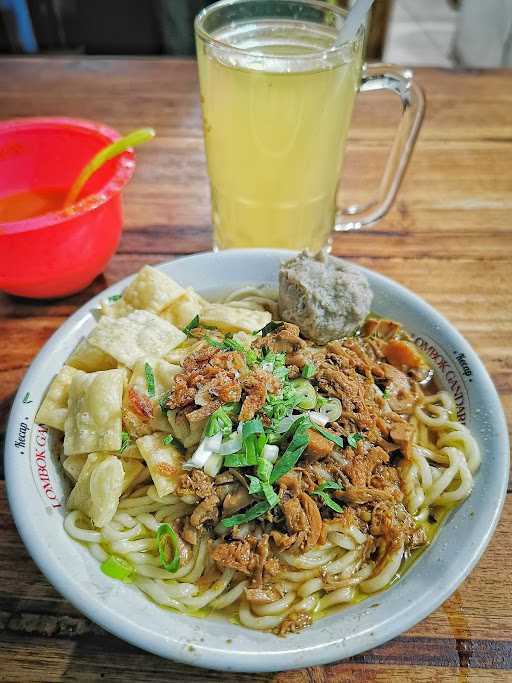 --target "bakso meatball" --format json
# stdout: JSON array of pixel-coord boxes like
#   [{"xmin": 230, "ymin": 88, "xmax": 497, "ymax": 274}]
[{"xmin": 278, "ymin": 251, "xmax": 373, "ymax": 344}]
